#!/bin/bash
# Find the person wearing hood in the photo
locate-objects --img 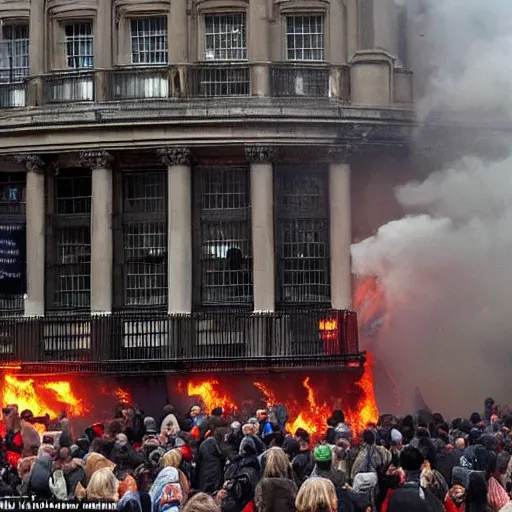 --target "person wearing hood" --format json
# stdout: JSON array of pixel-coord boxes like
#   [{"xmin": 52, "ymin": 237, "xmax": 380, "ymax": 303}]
[
  {"xmin": 291, "ymin": 431, "xmax": 314, "ymax": 486},
  {"xmin": 28, "ymin": 453, "xmax": 53, "ymax": 498},
  {"xmin": 53, "ymin": 446, "xmax": 88, "ymax": 499},
  {"xmin": 110, "ymin": 434, "xmax": 145, "ymax": 475},
  {"xmin": 195, "ymin": 426, "xmax": 225, "ymax": 493},
  {"xmin": 149, "ymin": 466, "xmax": 185, "ymax": 512},
  {"xmin": 160, "ymin": 410, "xmax": 180, "ymax": 442}
]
